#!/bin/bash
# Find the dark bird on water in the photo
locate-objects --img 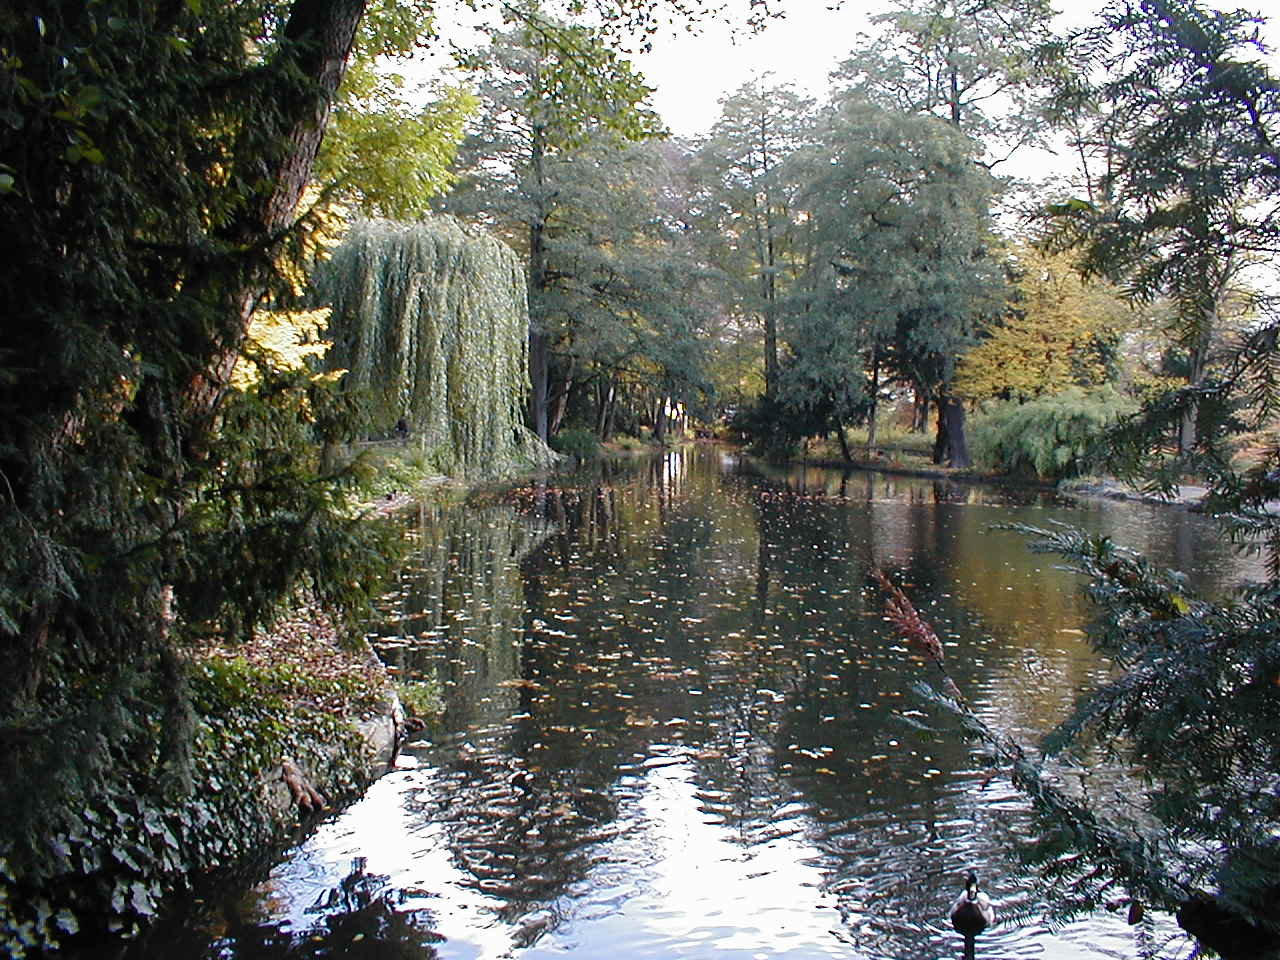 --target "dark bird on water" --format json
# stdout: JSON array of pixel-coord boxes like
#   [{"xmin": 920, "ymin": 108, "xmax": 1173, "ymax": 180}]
[{"xmin": 949, "ymin": 872, "xmax": 995, "ymax": 960}]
